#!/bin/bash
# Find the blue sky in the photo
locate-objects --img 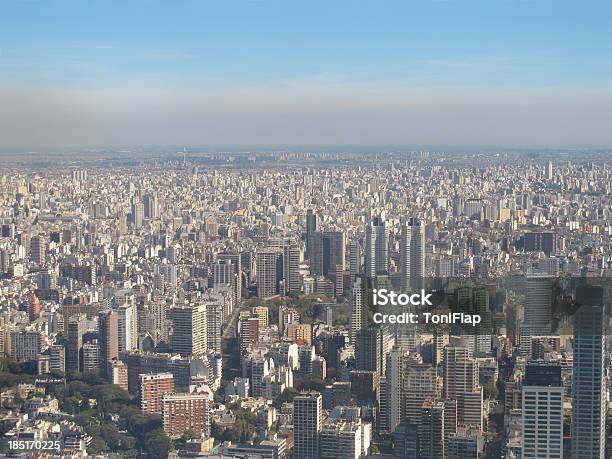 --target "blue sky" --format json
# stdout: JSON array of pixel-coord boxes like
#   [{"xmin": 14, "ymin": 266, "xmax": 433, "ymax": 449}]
[{"xmin": 0, "ymin": 0, "xmax": 611, "ymax": 147}]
